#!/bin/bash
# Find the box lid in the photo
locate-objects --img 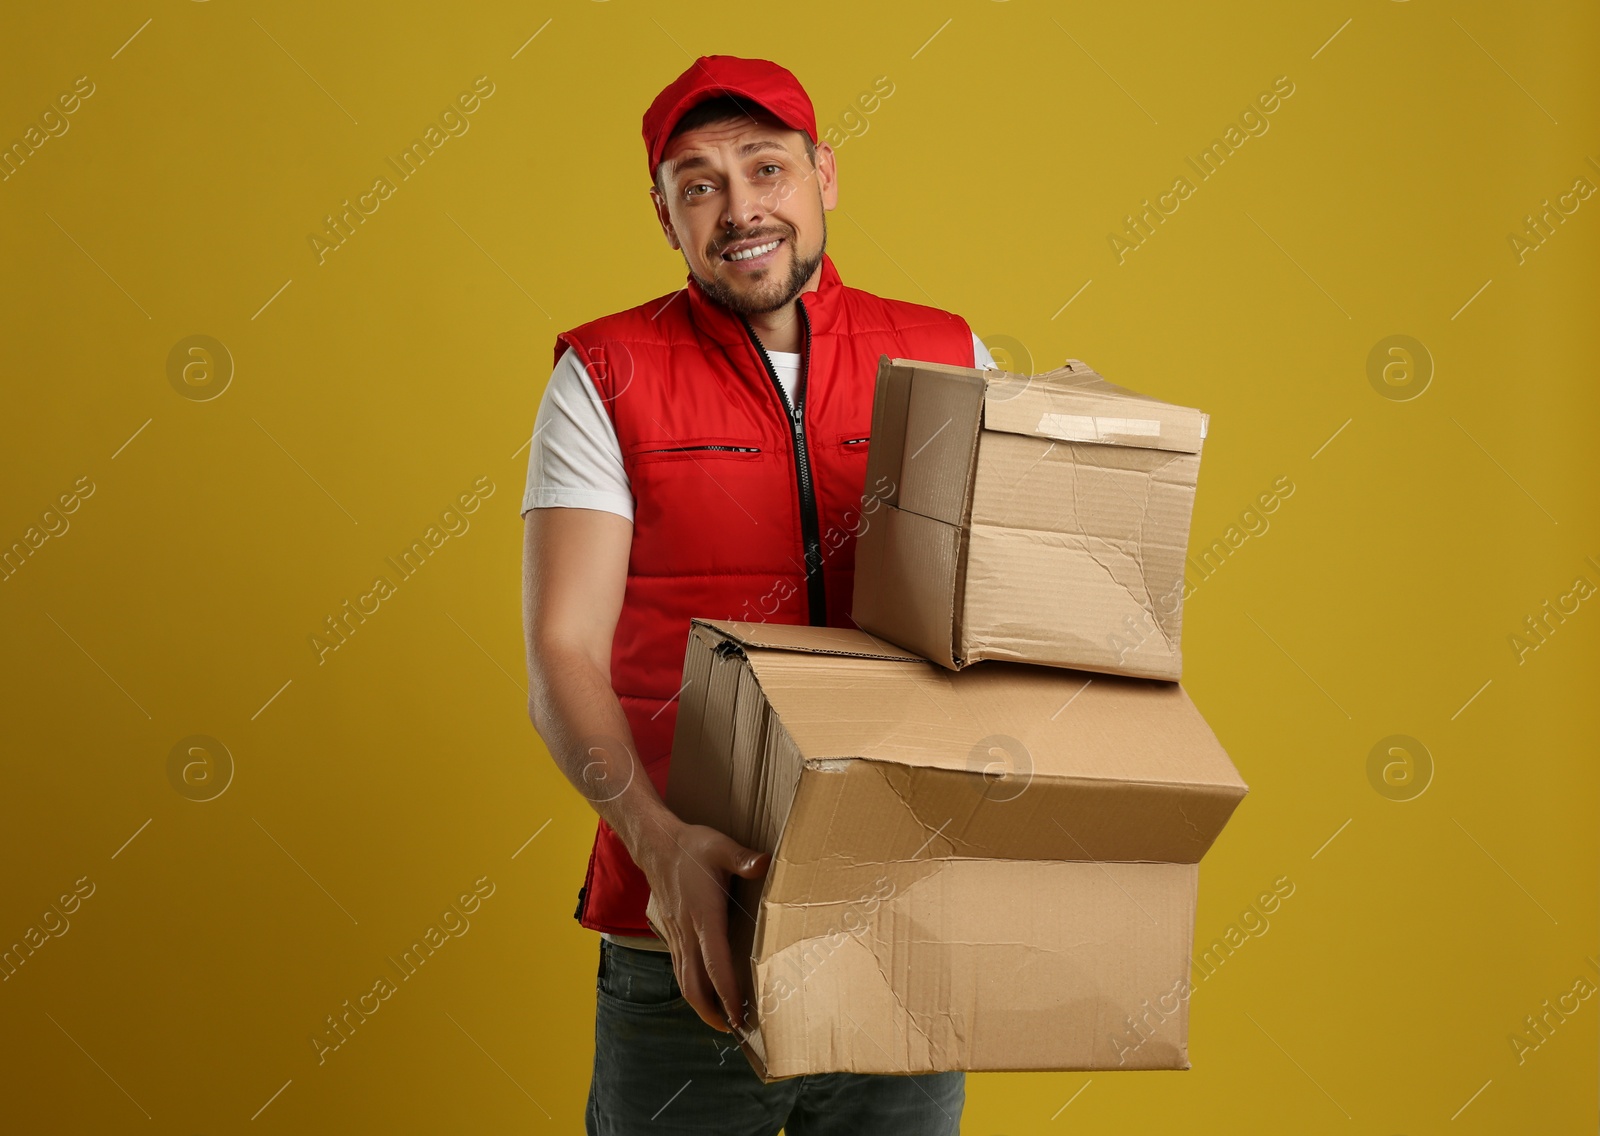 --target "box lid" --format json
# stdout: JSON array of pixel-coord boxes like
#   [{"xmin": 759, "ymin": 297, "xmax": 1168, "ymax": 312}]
[
  {"xmin": 689, "ymin": 619, "xmax": 1248, "ymax": 860},
  {"xmin": 693, "ymin": 619, "xmax": 927, "ymax": 662},
  {"xmin": 890, "ymin": 357, "xmax": 1209, "ymax": 454}
]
